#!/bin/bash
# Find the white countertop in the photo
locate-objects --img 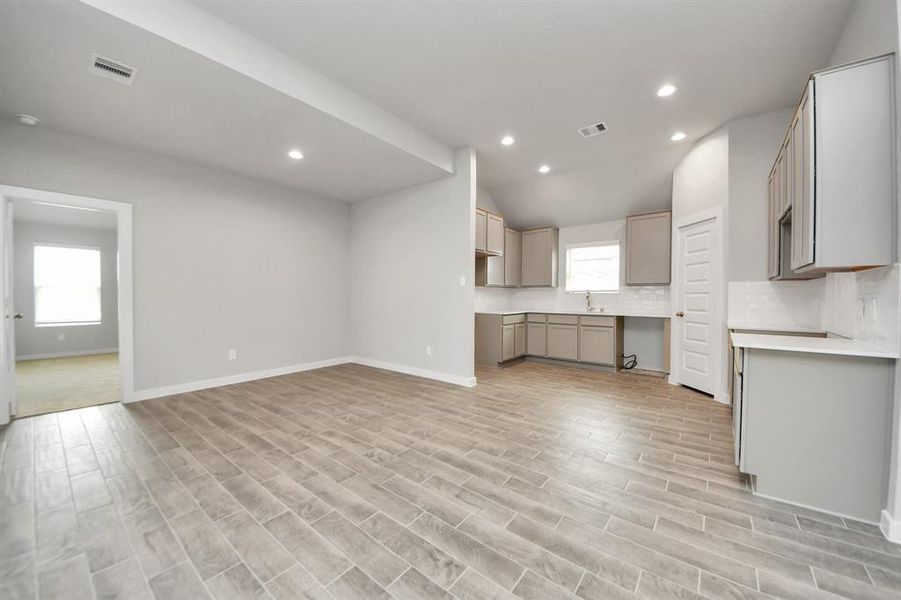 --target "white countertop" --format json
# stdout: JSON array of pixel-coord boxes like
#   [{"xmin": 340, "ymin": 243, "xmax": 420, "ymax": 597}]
[
  {"xmin": 476, "ymin": 309, "xmax": 670, "ymax": 319},
  {"xmin": 728, "ymin": 322, "xmax": 826, "ymax": 335},
  {"xmin": 730, "ymin": 332, "xmax": 899, "ymax": 359}
]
